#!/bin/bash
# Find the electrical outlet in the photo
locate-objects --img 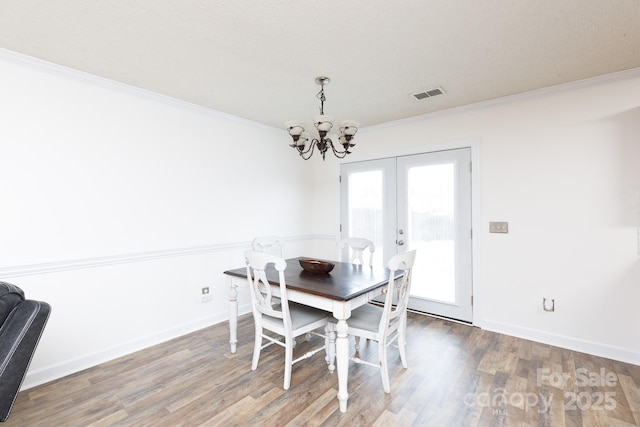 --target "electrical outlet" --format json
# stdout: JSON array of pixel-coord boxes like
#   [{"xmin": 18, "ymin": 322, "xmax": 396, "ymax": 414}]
[
  {"xmin": 543, "ymin": 297, "xmax": 555, "ymax": 312},
  {"xmin": 200, "ymin": 286, "xmax": 212, "ymax": 303},
  {"xmin": 489, "ymin": 221, "xmax": 509, "ymax": 233}
]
